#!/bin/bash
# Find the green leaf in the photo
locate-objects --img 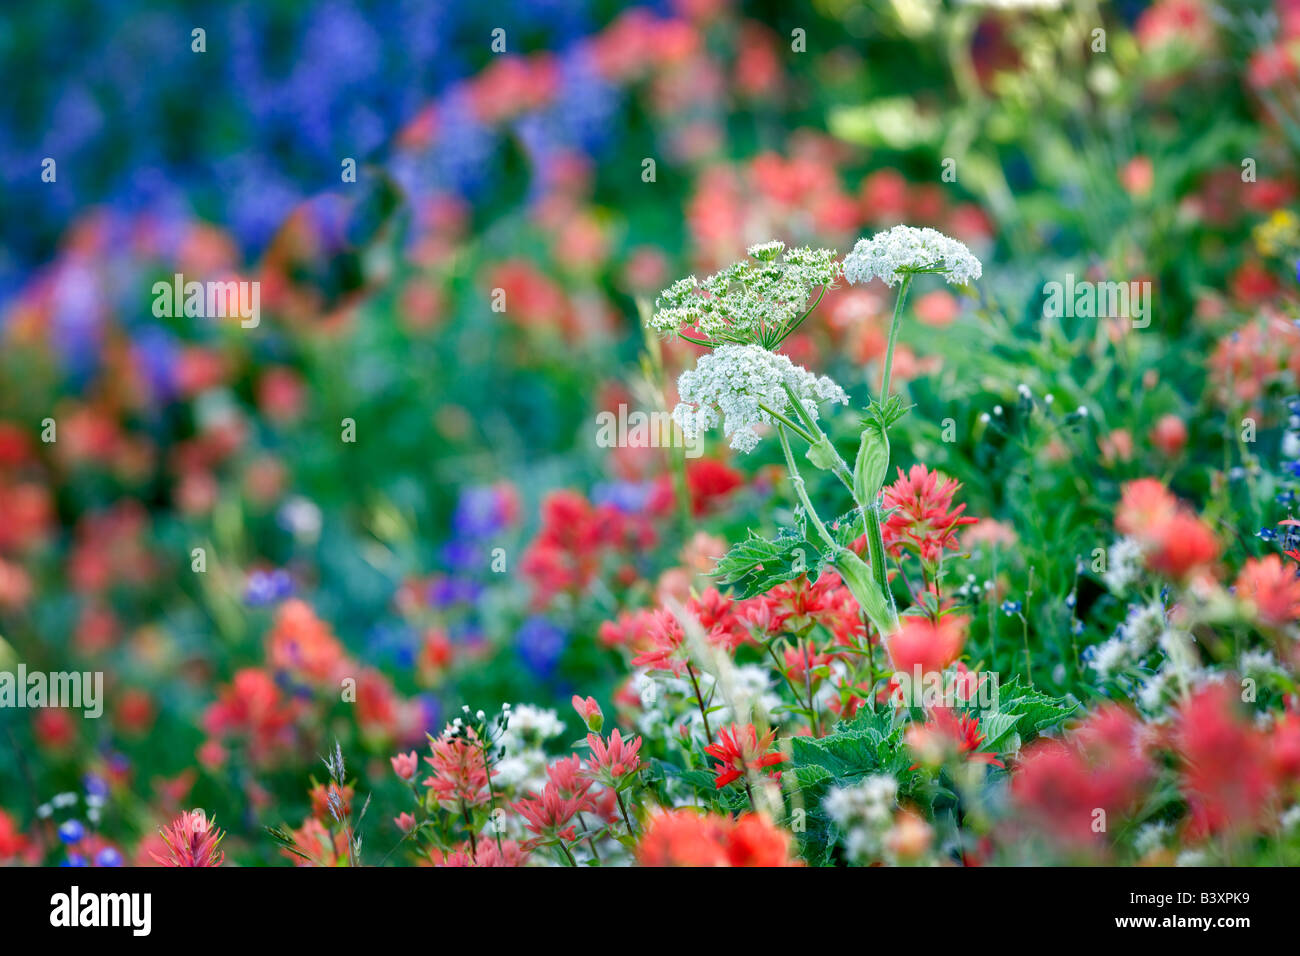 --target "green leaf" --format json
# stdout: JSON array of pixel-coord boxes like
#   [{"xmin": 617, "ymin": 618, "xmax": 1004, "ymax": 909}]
[
  {"xmin": 711, "ymin": 528, "xmax": 815, "ymax": 598},
  {"xmin": 983, "ymin": 676, "xmax": 1077, "ymax": 743}
]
